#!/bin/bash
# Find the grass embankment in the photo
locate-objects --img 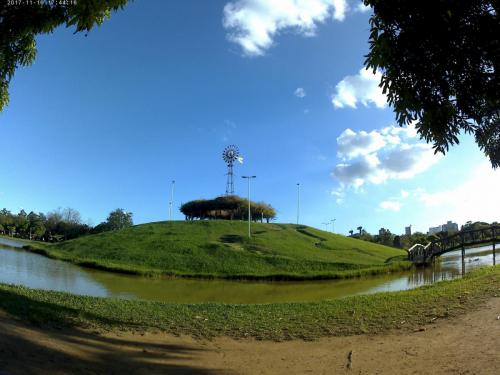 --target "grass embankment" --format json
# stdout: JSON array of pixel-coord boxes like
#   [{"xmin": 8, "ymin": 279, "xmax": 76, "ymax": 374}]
[
  {"xmin": 23, "ymin": 221, "xmax": 409, "ymax": 279},
  {"xmin": 1, "ymin": 266, "xmax": 499, "ymax": 340}
]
